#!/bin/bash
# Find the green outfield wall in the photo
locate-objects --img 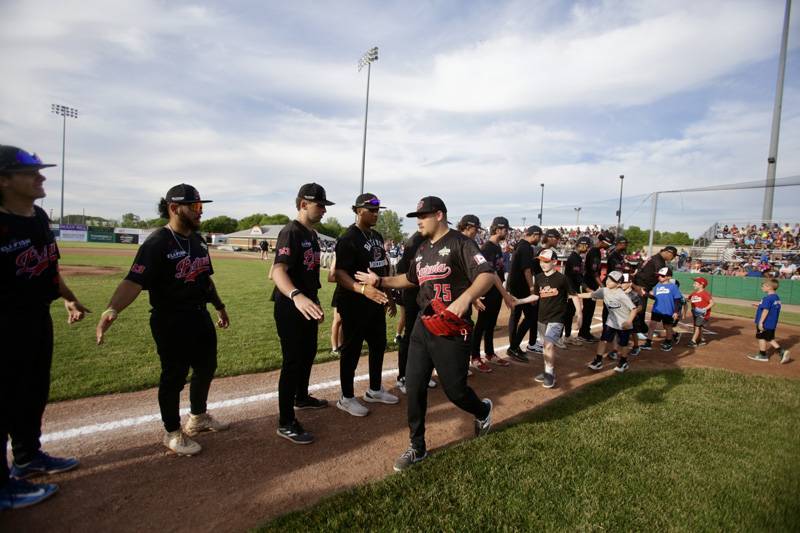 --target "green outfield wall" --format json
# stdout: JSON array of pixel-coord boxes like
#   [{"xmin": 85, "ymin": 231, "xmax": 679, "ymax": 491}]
[{"xmin": 673, "ymin": 272, "xmax": 800, "ymax": 305}]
